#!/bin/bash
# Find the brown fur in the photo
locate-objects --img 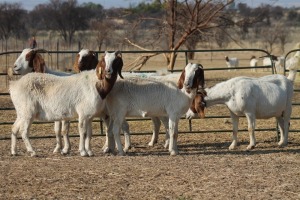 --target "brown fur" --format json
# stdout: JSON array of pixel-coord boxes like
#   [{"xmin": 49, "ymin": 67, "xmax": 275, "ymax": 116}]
[
  {"xmin": 95, "ymin": 52, "xmax": 124, "ymax": 99},
  {"xmin": 190, "ymin": 90, "xmax": 207, "ymax": 118},
  {"xmin": 177, "ymin": 64, "xmax": 205, "ymax": 91},
  {"xmin": 25, "ymin": 50, "xmax": 46, "ymax": 73},
  {"xmin": 73, "ymin": 51, "xmax": 98, "ymax": 73}
]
